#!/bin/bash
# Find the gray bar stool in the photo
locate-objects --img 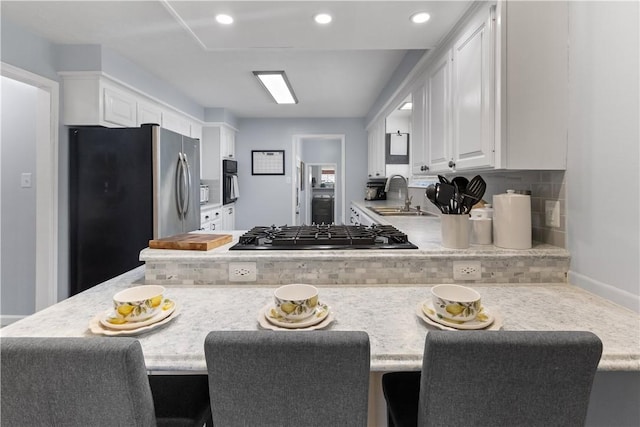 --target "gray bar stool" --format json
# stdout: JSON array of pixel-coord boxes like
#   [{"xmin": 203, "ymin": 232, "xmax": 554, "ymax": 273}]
[
  {"xmin": 382, "ymin": 331, "xmax": 602, "ymax": 427},
  {"xmin": 204, "ymin": 330, "xmax": 370, "ymax": 427},
  {"xmin": 1, "ymin": 337, "xmax": 212, "ymax": 427}
]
